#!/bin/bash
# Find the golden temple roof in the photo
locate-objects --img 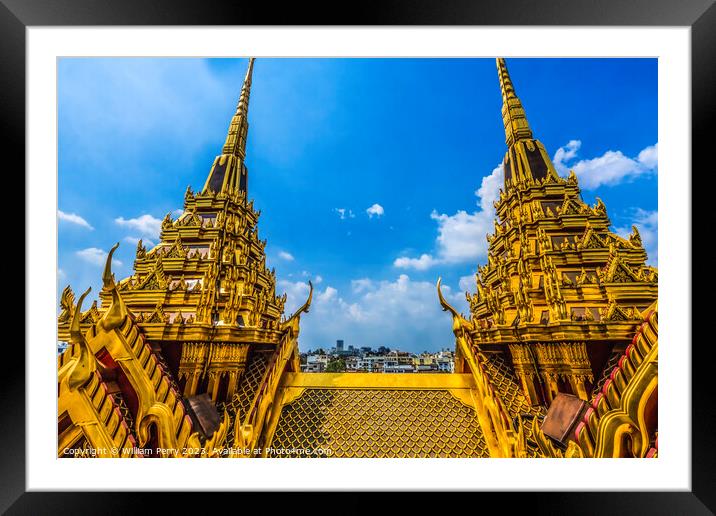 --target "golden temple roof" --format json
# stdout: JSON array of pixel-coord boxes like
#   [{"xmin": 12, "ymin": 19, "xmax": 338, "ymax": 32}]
[
  {"xmin": 263, "ymin": 373, "xmax": 490, "ymax": 458},
  {"xmin": 57, "ymin": 57, "xmax": 658, "ymax": 461}
]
